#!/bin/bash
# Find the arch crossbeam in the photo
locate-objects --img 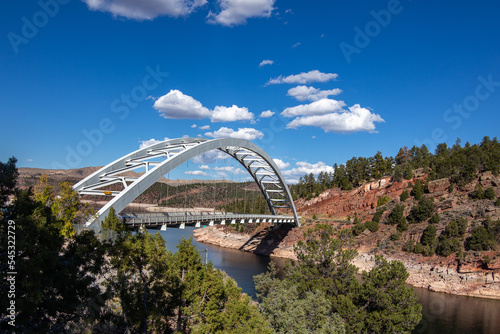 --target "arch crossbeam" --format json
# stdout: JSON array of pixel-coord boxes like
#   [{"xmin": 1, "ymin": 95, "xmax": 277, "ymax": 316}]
[{"xmin": 74, "ymin": 138, "xmax": 299, "ymax": 232}]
